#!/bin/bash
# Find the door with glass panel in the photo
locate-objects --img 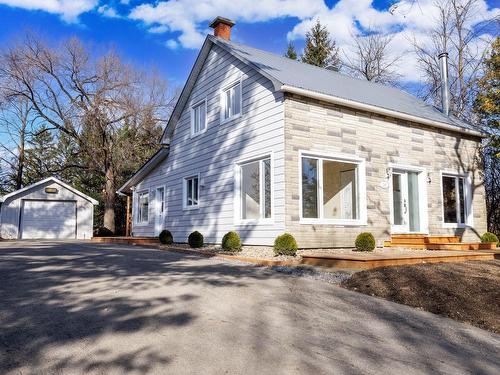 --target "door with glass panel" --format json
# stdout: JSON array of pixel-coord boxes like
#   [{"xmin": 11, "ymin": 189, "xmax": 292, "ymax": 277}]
[
  {"xmin": 154, "ymin": 187, "xmax": 165, "ymax": 236},
  {"xmin": 391, "ymin": 170, "xmax": 421, "ymax": 233}
]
